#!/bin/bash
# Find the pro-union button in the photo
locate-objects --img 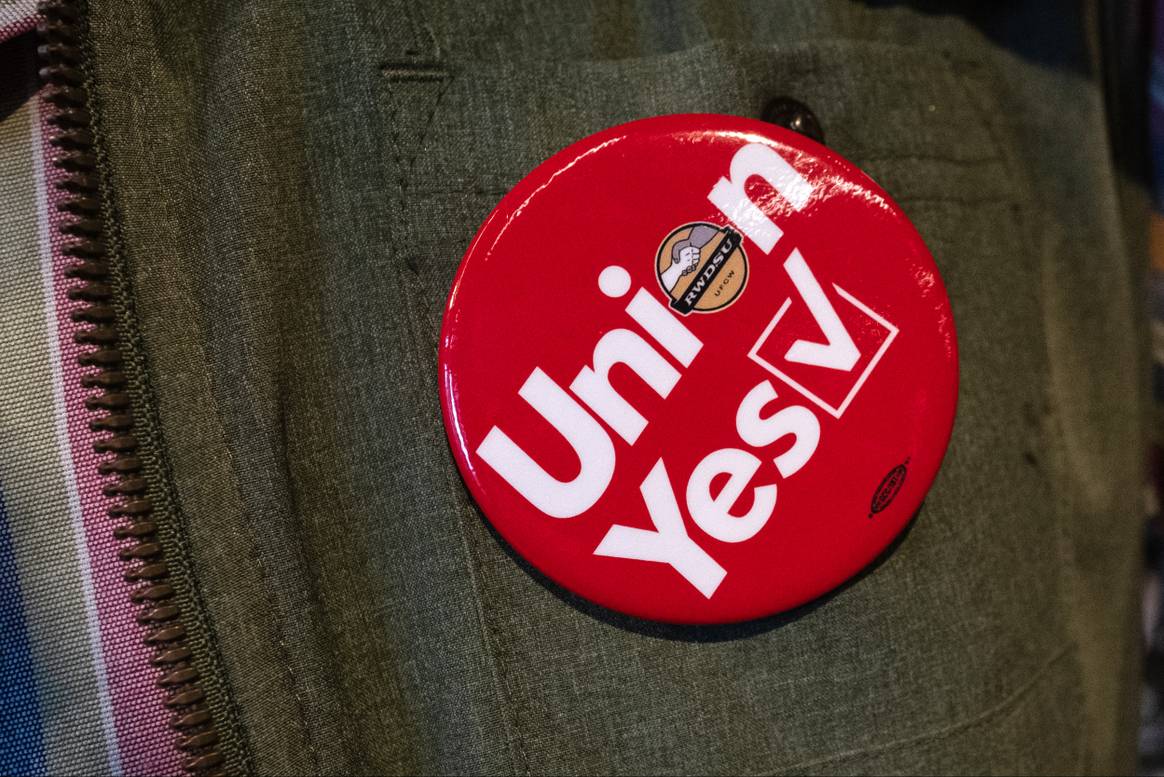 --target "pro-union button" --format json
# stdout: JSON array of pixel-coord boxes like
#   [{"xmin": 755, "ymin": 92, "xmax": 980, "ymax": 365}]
[{"xmin": 439, "ymin": 114, "xmax": 958, "ymax": 624}]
